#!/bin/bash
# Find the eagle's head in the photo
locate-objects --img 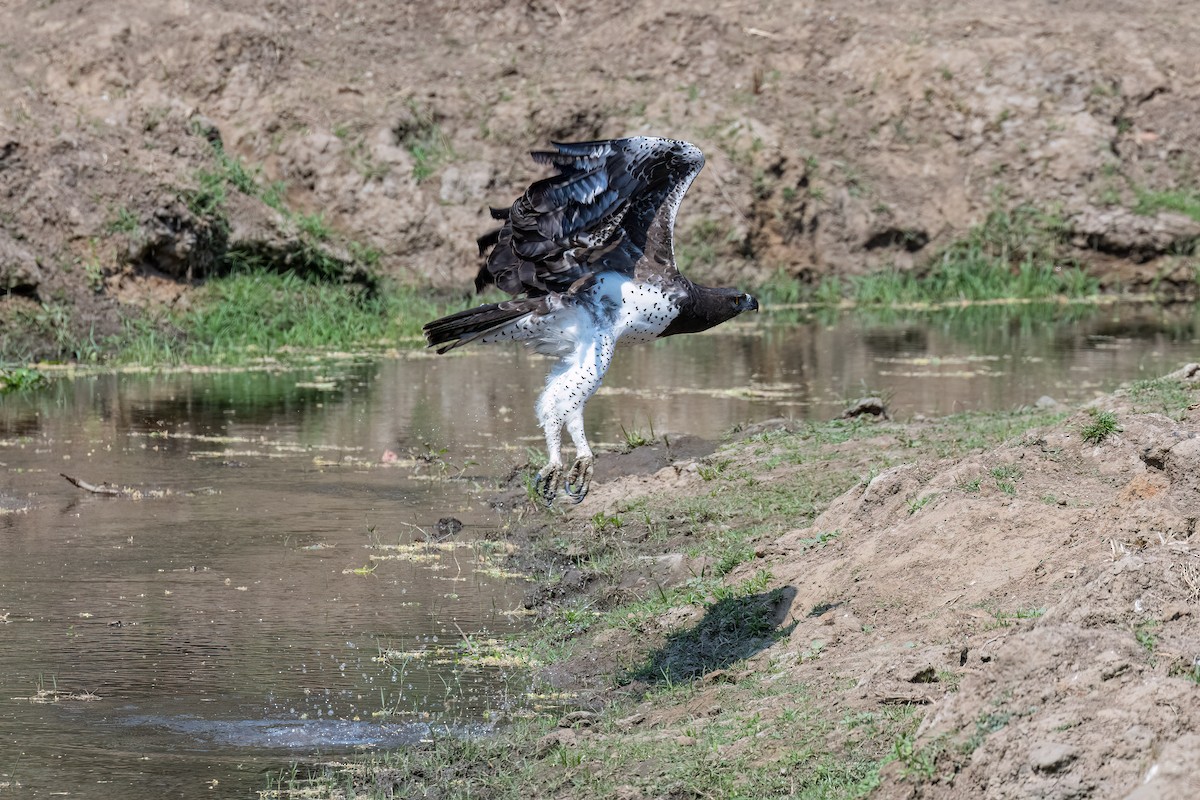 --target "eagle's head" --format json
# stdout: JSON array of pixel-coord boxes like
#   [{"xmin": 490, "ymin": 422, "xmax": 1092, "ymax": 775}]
[{"xmin": 661, "ymin": 285, "xmax": 758, "ymax": 337}]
